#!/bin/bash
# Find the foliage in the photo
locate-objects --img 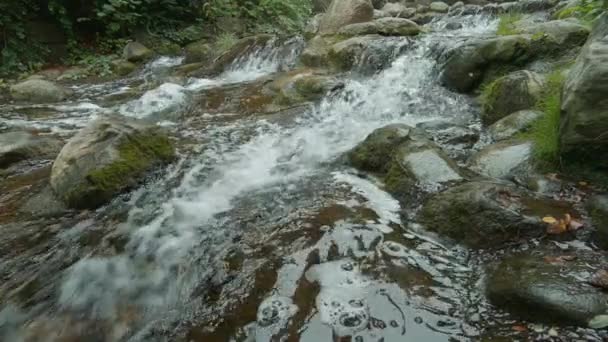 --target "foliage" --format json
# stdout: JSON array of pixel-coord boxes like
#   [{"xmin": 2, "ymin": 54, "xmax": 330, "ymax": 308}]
[
  {"xmin": 214, "ymin": 32, "xmax": 238, "ymax": 52},
  {"xmin": 480, "ymin": 79, "xmax": 501, "ymax": 114},
  {"xmin": 556, "ymin": 0, "xmax": 607, "ymax": 22},
  {"xmin": 529, "ymin": 69, "xmax": 566, "ymax": 167},
  {"xmin": 497, "ymin": 12, "xmax": 523, "ymax": 36}
]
